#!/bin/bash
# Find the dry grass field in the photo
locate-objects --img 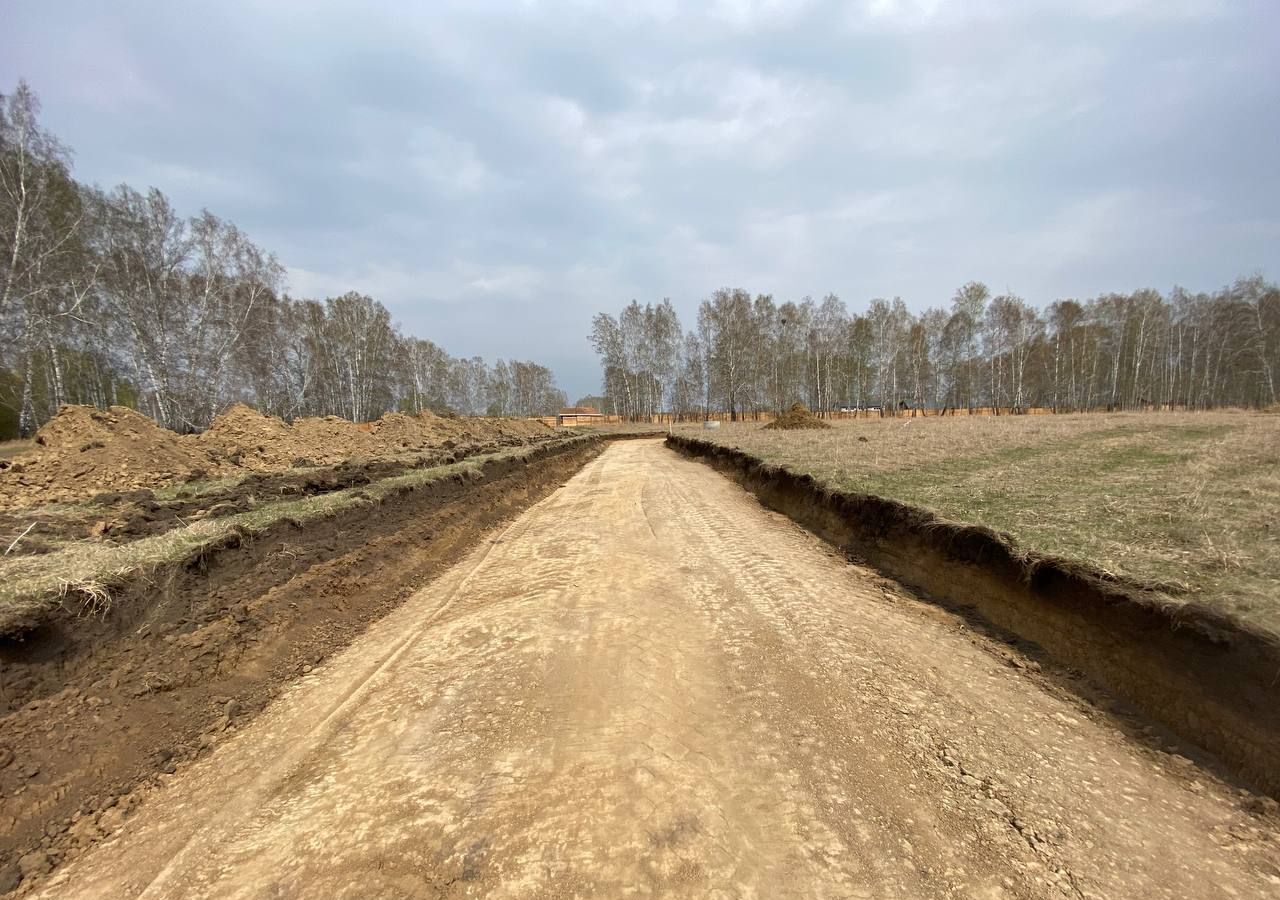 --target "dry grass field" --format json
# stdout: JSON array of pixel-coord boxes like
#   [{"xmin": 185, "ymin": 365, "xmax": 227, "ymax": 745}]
[{"xmin": 675, "ymin": 411, "xmax": 1280, "ymax": 635}]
